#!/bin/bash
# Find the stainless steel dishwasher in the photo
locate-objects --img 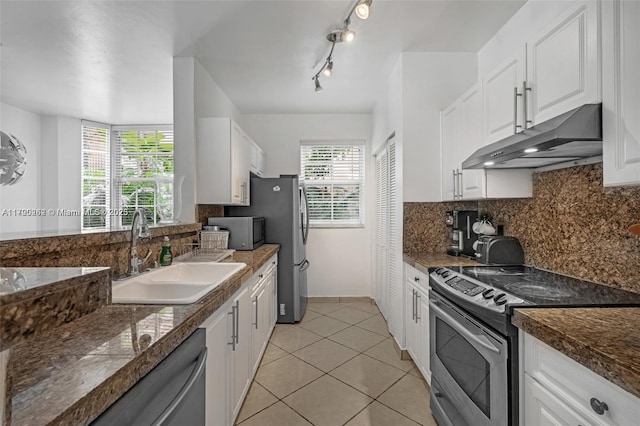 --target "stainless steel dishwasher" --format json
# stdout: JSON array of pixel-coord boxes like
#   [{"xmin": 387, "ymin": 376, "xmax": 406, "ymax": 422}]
[{"xmin": 92, "ymin": 329, "xmax": 207, "ymax": 426}]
